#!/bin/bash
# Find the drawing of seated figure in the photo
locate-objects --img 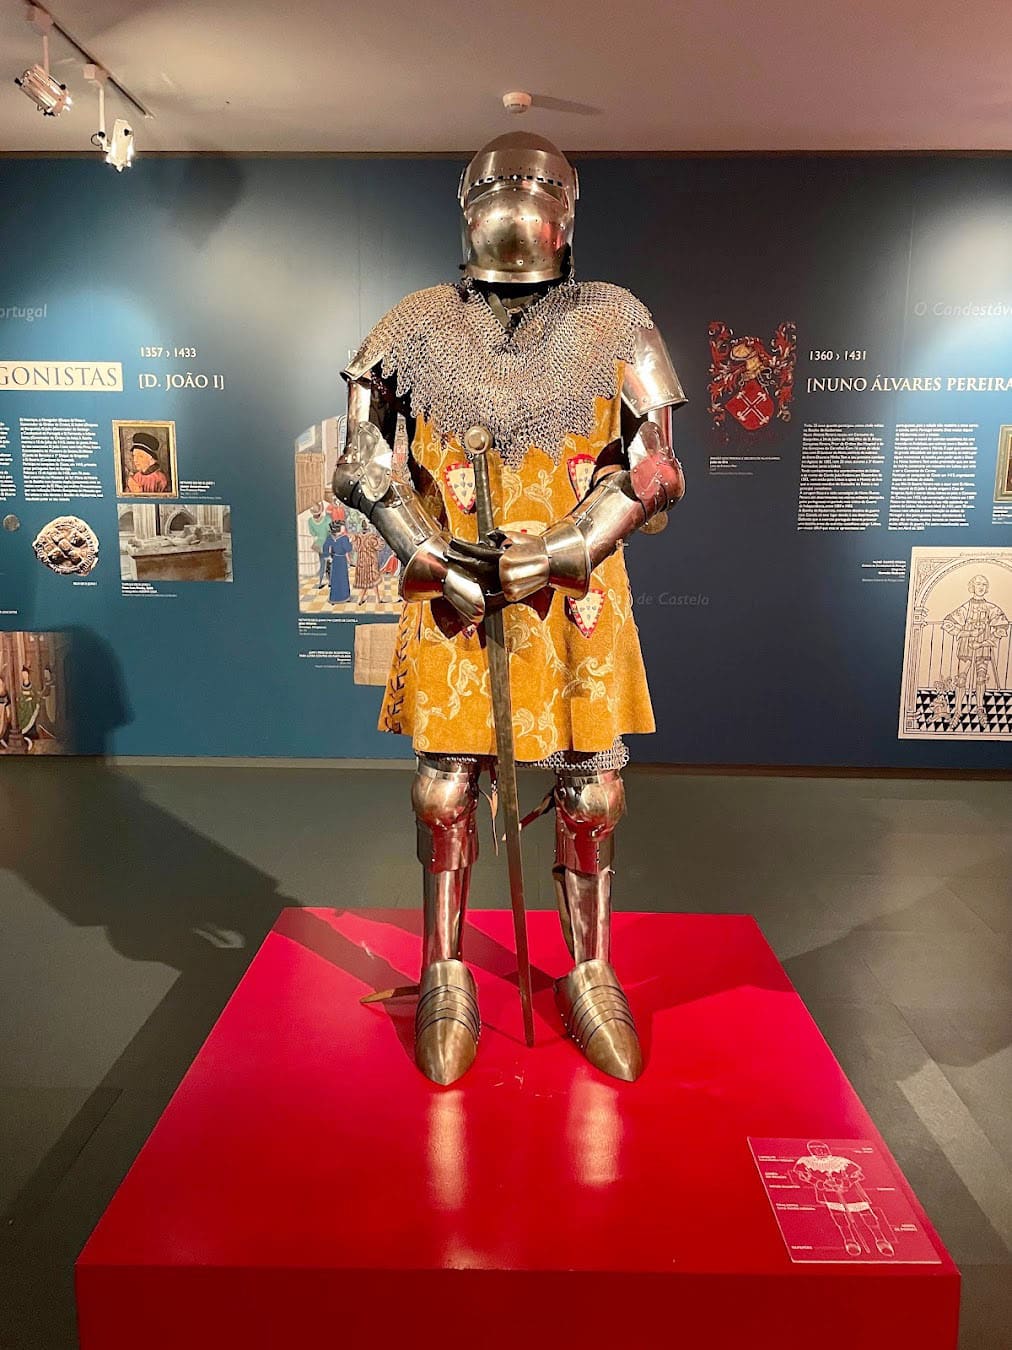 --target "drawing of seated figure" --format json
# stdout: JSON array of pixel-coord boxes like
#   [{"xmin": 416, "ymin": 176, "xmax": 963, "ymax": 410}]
[{"xmin": 929, "ymin": 679, "xmax": 955, "ymax": 725}]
